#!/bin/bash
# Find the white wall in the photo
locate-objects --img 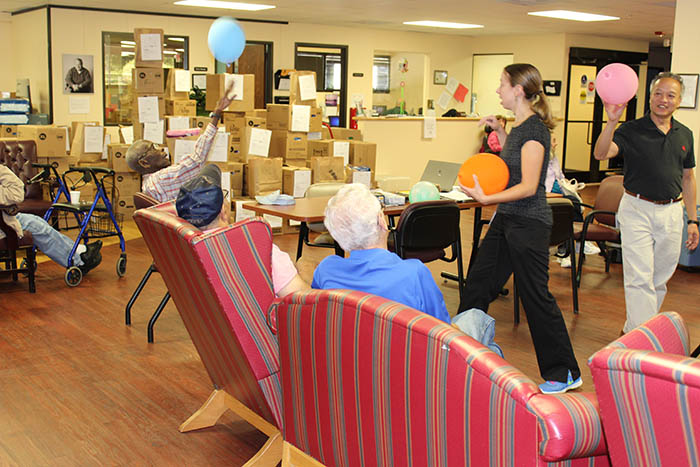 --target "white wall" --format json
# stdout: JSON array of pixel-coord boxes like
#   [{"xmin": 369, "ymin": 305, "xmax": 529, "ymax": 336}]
[
  {"xmin": 672, "ymin": 0, "xmax": 700, "ymax": 201},
  {"xmin": 11, "ymin": 9, "xmax": 49, "ymax": 114},
  {"xmin": 0, "ymin": 13, "xmax": 15, "ymax": 92}
]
